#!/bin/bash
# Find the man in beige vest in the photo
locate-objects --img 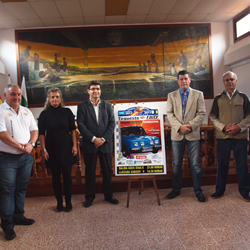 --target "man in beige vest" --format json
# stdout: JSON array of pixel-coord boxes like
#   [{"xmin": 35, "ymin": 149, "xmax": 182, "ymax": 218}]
[
  {"xmin": 209, "ymin": 71, "xmax": 250, "ymax": 201},
  {"xmin": 166, "ymin": 70, "xmax": 206, "ymax": 202}
]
